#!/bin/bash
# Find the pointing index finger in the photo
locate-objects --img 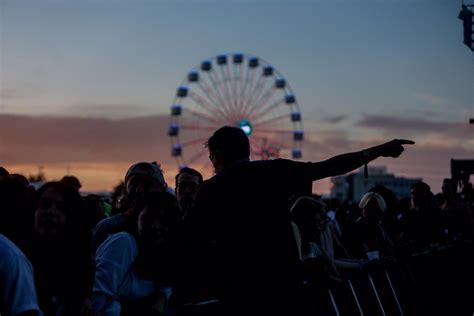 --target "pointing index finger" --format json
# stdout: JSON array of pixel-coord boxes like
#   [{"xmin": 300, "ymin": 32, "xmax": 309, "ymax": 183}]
[{"xmin": 396, "ymin": 139, "xmax": 415, "ymax": 145}]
